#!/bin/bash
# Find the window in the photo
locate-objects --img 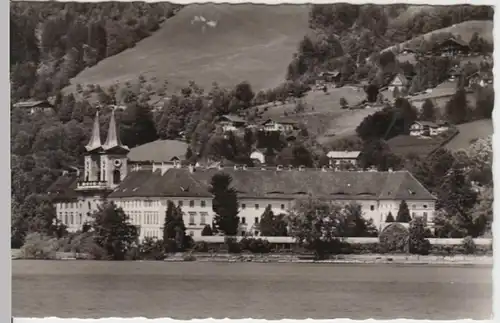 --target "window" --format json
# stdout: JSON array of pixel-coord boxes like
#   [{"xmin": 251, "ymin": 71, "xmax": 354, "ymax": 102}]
[
  {"xmin": 241, "ymin": 231, "xmax": 246, "ymax": 236},
  {"xmin": 254, "ymin": 231, "xmax": 259, "ymax": 236},
  {"xmin": 200, "ymin": 212, "xmax": 208, "ymax": 225},
  {"xmin": 88, "ymin": 201, "xmax": 91, "ymax": 209},
  {"xmin": 255, "ymin": 204, "xmax": 259, "ymax": 210},
  {"xmin": 412, "ymin": 204, "xmax": 416, "ymax": 209},
  {"xmin": 79, "ymin": 214, "xmax": 82, "ymax": 225},
  {"xmin": 189, "ymin": 200, "xmax": 195, "ymax": 207},
  {"xmin": 423, "ymin": 205, "xmax": 428, "ymax": 209},
  {"xmin": 189, "ymin": 212, "xmax": 196, "ymax": 224},
  {"xmin": 69, "ymin": 212, "xmax": 73, "ymax": 225},
  {"xmin": 189, "ymin": 231, "xmax": 194, "ymax": 237},
  {"xmin": 178, "ymin": 200, "xmax": 183, "ymax": 207},
  {"xmin": 65, "ymin": 212, "xmax": 68, "ymax": 225},
  {"xmin": 267, "ymin": 204, "xmax": 272, "ymax": 209},
  {"xmin": 423, "ymin": 212, "xmax": 428, "ymax": 224},
  {"xmin": 255, "ymin": 217, "xmax": 259, "ymax": 224},
  {"xmin": 412, "ymin": 212, "xmax": 416, "ymax": 218},
  {"xmin": 201, "ymin": 200, "xmax": 206, "ymax": 208},
  {"xmin": 241, "ymin": 204, "xmax": 246, "ymax": 209},
  {"xmin": 370, "ymin": 205, "xmax": 375, "ymax": 211},
  {"xmin": 241, "ymin": 217, "xmax": 246, "ymax": 224},
  {"xmin": 281, "ymin": 204, "xmax": 285, "ymax": 210}
]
